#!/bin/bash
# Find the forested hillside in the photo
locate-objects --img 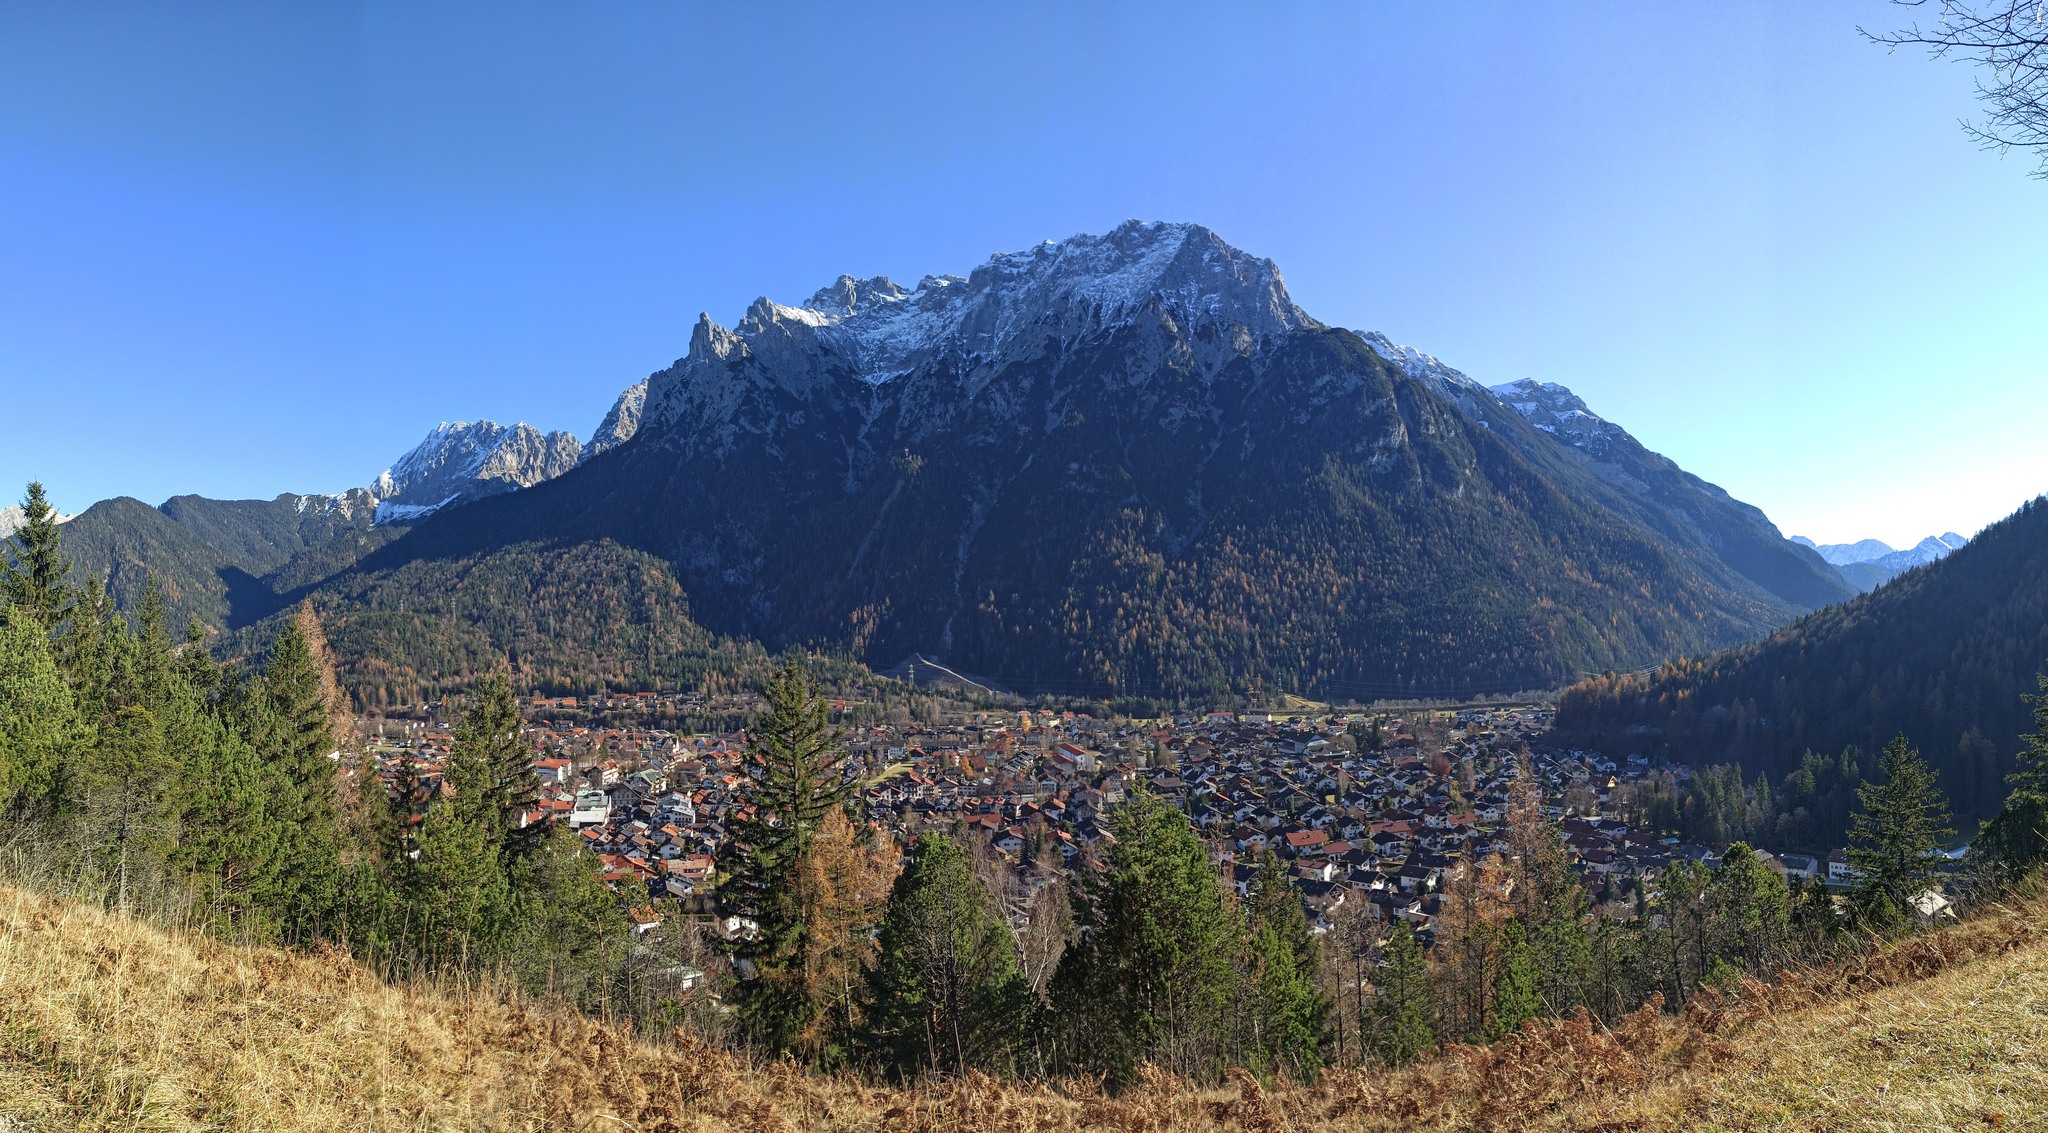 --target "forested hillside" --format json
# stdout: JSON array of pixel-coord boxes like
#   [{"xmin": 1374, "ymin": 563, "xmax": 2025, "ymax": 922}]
[
  {"xmin": 1560, "ymin": 495, "xmax": 2048, "ymax": 833},
  {"xmin": 230, "ymin": 538, "xmax": 782, "ymax": 707},
  {"xmin": 56, "ymin": 492, "xmax": 392, "ymax": 634}
]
